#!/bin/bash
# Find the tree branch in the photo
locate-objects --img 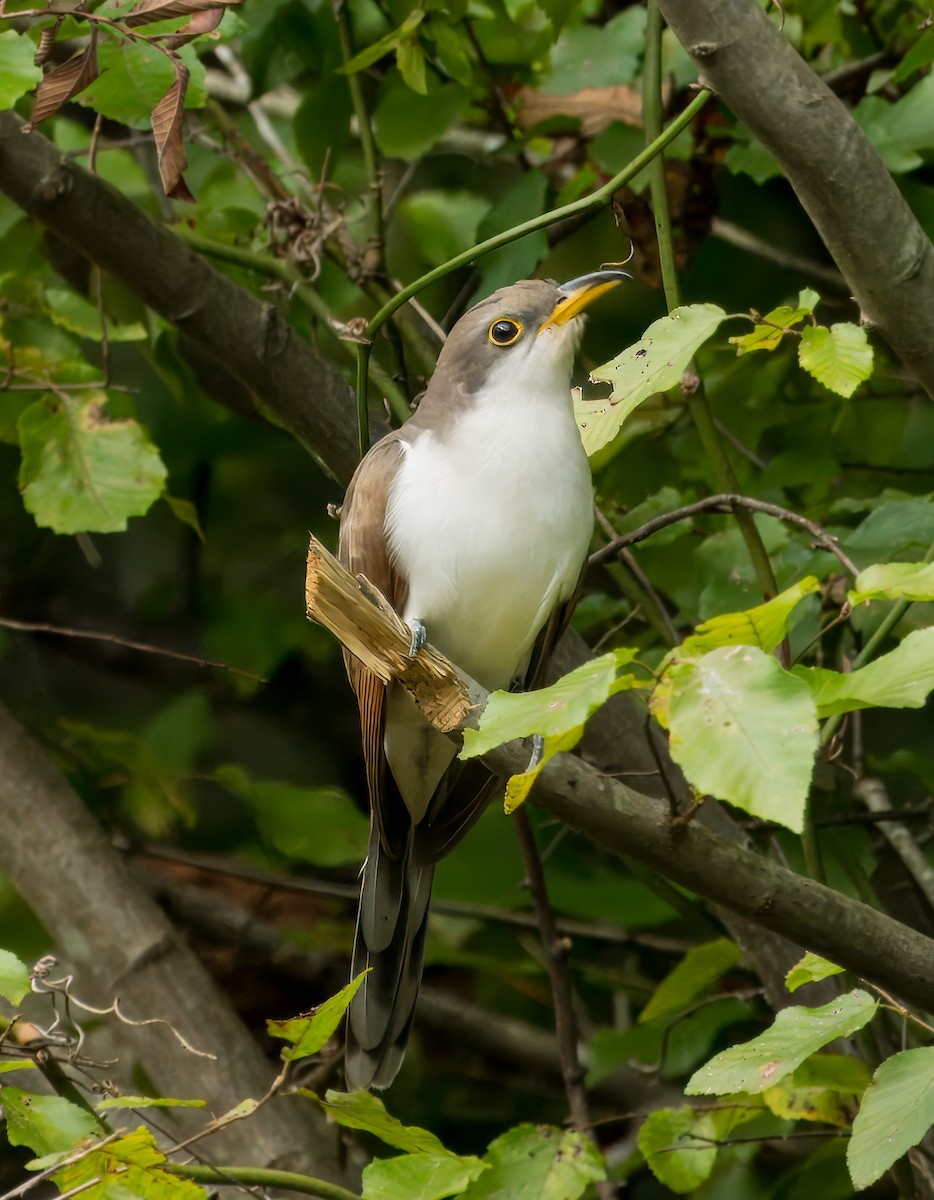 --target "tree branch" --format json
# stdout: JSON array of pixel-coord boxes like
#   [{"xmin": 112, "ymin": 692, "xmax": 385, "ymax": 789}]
[
  {"xmin": 305, "ymin": 534, "xmax": 934, "ymax": 1013},
  {"xmin": 656, "ymin": 0, "xmax": 934, "ymax": 398}
]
